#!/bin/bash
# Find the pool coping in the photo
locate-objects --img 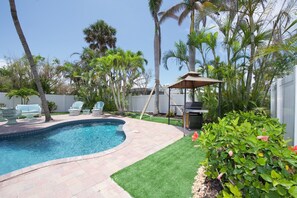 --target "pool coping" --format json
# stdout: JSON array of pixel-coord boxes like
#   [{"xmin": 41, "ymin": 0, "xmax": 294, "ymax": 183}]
[{"xmin": 0, "ymin": 117, "xmax": 134, "ymax": 182}]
